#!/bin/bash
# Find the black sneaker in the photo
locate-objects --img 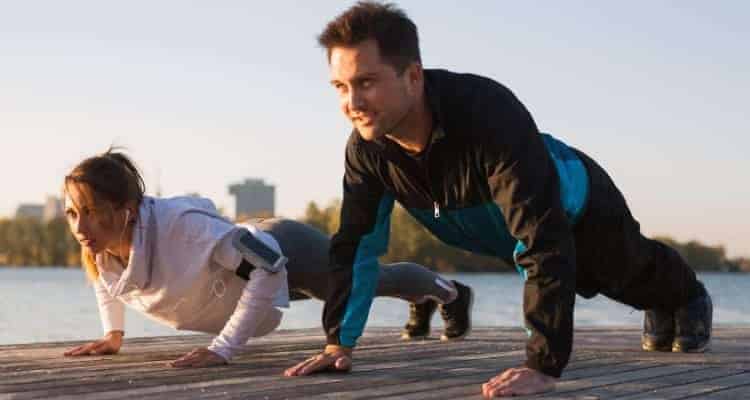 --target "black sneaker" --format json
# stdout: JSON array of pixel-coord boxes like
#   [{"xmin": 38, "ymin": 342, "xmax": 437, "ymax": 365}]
[
  {"xmin": 439, "ymin": 281, "xmax": 473, "ymax": 341},
  {"xmin": 672, "ymin": 283, "xmax": 712, "ymax": 353},
  {"xmin": 642, "ymin": 308, "xmax": 675, "ymax": 352},
  {"xmin": 401, "ymin": 299, "xmax": 438, "ymax": 340}
]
